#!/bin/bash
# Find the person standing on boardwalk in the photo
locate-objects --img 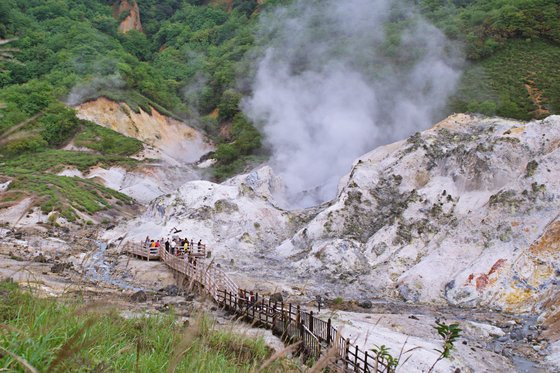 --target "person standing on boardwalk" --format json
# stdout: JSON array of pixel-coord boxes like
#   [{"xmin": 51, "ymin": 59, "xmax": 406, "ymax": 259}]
[
  {"xmin": 170, "ymin": 239, "xmax": 176, "ymax": 255},
  {"xmin": 165, "ymin": 239, "xmax": 170, "ymax": 253}
]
